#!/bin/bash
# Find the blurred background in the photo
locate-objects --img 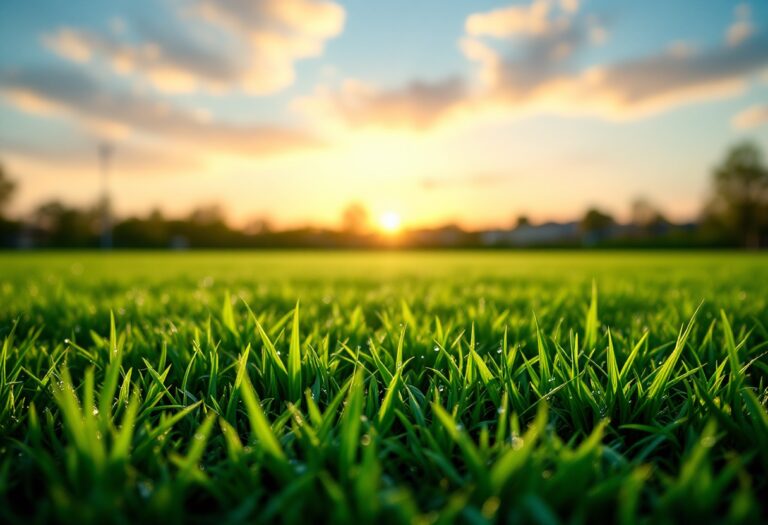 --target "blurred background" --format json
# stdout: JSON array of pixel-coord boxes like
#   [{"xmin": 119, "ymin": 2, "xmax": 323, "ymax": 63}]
[{"xmin": 0, "ymin": 0, "xmax": 767, "ymax": 249}]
